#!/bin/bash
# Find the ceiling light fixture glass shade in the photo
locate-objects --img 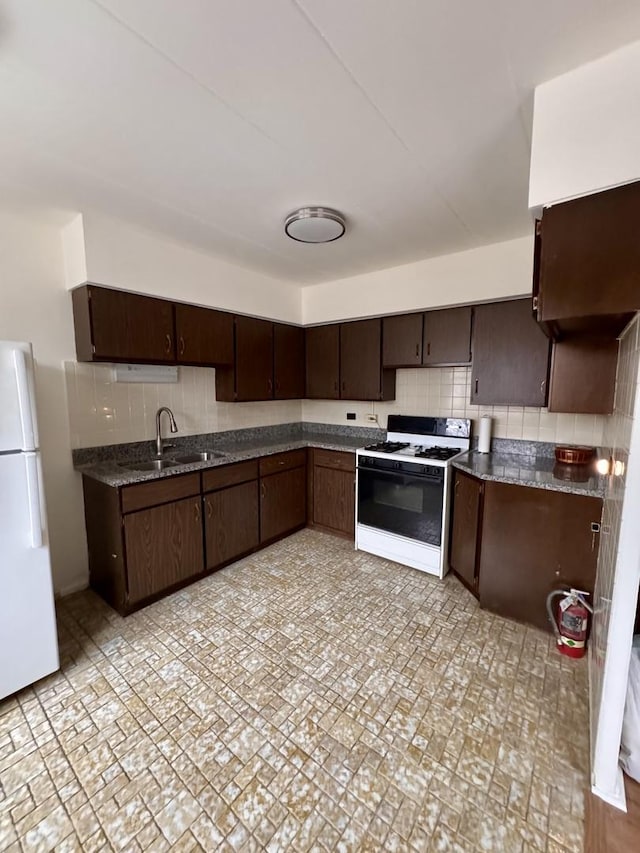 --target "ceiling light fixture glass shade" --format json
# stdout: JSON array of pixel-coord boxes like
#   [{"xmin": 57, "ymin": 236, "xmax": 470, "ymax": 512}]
[{"xmin": 284, "ymin": 207, "xmax": 346, "ymax": 243}]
